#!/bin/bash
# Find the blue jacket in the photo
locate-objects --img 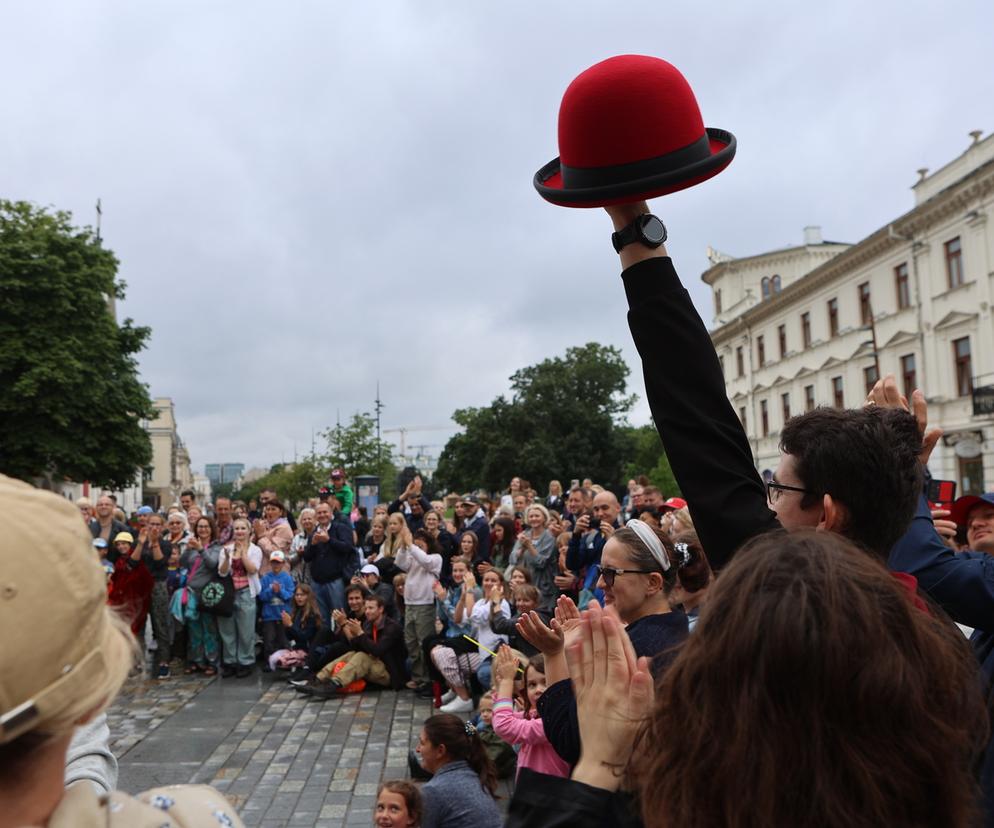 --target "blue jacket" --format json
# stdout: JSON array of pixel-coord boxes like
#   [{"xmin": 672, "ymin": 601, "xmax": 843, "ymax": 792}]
[{"xmin": 258, "ymin": 570, "xmax": 296, "ymax": 622}]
